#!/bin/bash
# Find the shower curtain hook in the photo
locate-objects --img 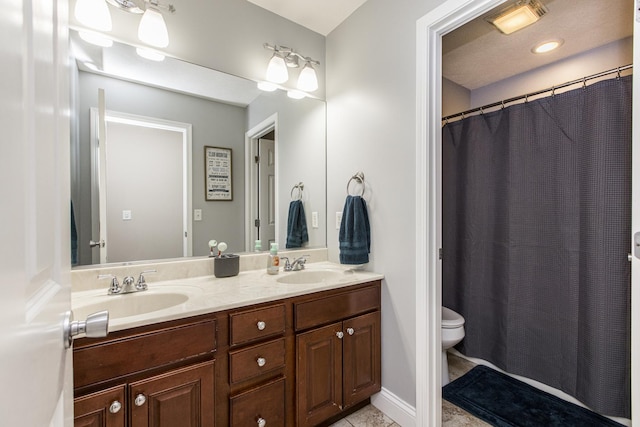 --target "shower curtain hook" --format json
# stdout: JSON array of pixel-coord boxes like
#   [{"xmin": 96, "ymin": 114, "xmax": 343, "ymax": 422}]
[
  {"xmin": 551, "ymin": 86, "xmax": 555, "ymax": 97},
  {"xmin": 480, "ymin": 106, "xmax": 484, "ymax": 115},
  {"xmin": 461, "ymin": 112, "xmax": 465, "ymax": 120},
  {"xmin": 501, "ymin": 100, "xmax": 505, "ymax": 110},
  {"xmin": 582, "ymin": 77, "xmax": 587, "ymax": 89},
  {"xmin": 525, "ymin": 94, "xmax": 529, "ymax": 103},
  {"xmin": 617, "ymin": 67, "xmax": 621, "ymax": 80}
]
